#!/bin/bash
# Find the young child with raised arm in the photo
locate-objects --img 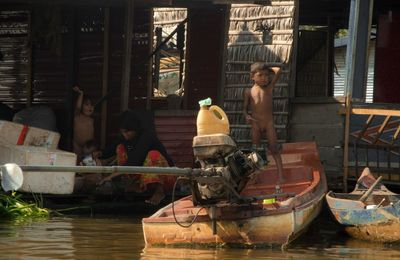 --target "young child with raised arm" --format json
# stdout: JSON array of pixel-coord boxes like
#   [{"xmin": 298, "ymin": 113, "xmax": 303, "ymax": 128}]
[
  {"xmin": 73, "ymin": 86, "xmax": 95, "ymax": 163},
  {"xmin": 242, "ymin": 62, "xmax": 284, "ymax": 184}
]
